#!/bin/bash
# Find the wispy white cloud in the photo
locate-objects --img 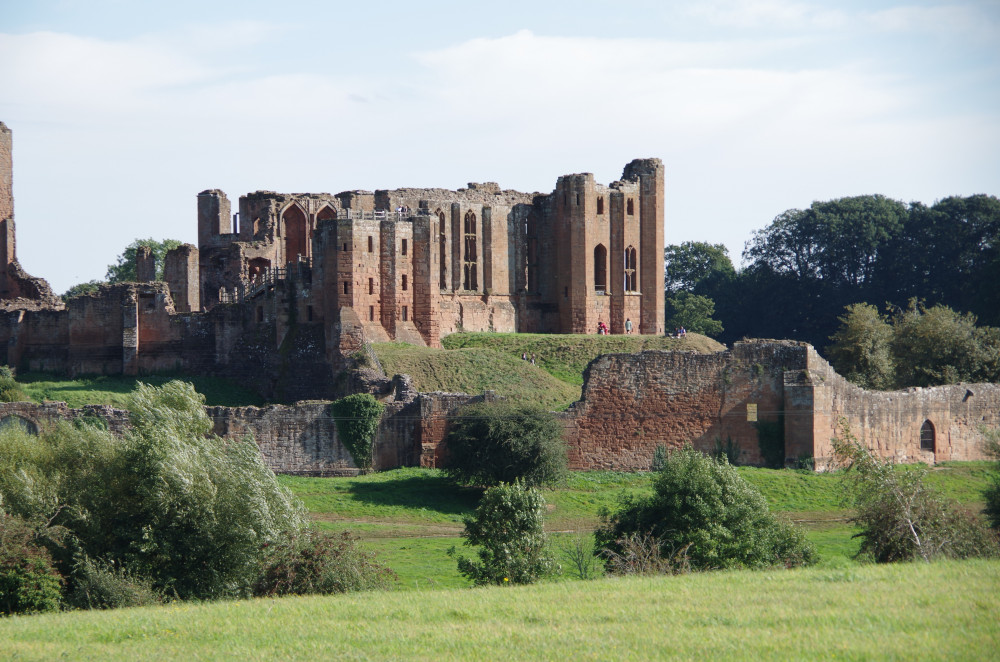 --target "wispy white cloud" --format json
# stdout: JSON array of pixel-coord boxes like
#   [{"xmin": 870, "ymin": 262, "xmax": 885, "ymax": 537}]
[{"xmin": 683, "ymin": 0, "xmax": 849, "ymax": 30}]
